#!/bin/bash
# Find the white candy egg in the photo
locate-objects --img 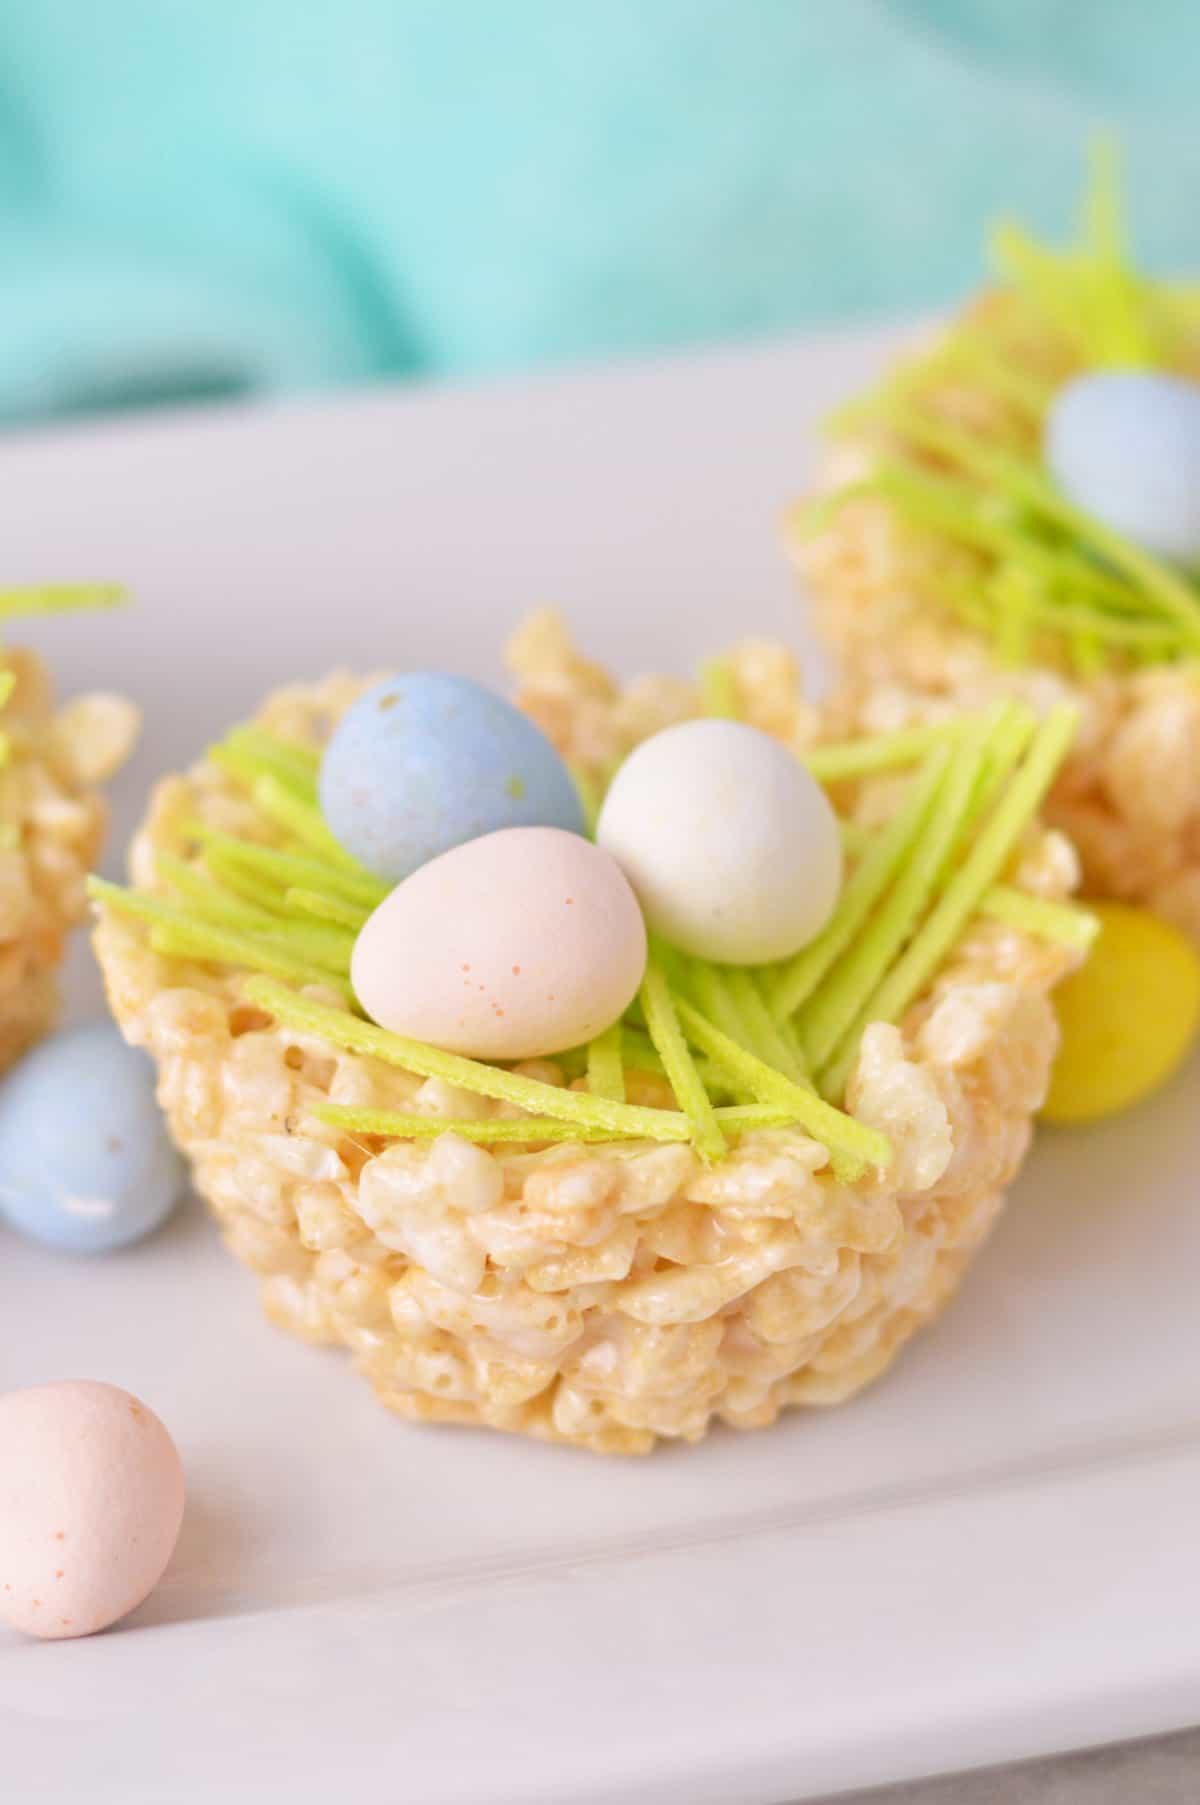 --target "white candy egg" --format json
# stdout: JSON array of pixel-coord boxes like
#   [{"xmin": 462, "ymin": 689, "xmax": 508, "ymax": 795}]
[{"xmin": 596, "ymin": 719, "xmax": 841, "ymax": 964}]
